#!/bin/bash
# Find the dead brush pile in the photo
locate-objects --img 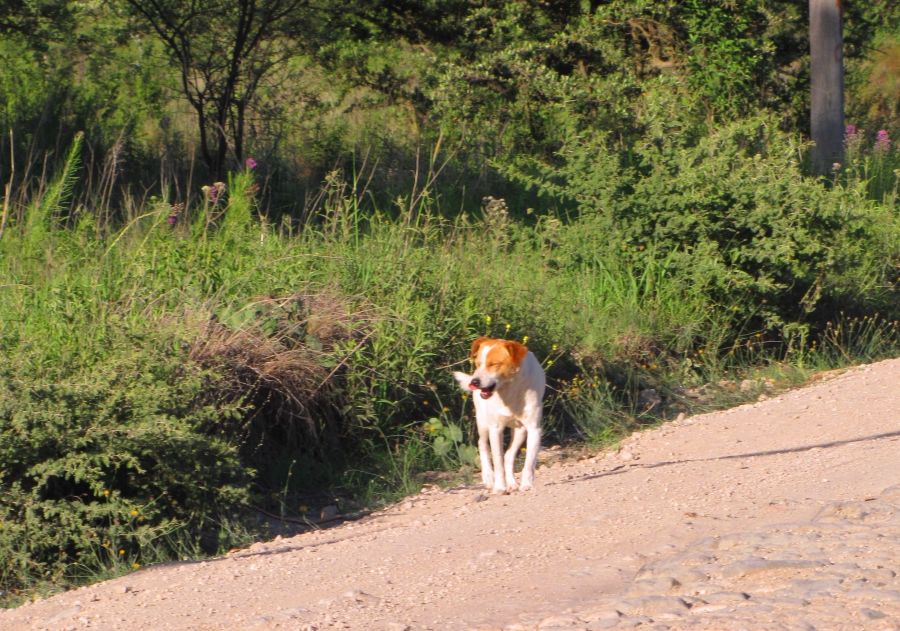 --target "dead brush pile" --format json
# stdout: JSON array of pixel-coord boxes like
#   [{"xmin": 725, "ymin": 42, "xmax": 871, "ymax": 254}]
[{"xmin": 187, "ymin": 290, "xmax": 375, "ymax": 449}]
